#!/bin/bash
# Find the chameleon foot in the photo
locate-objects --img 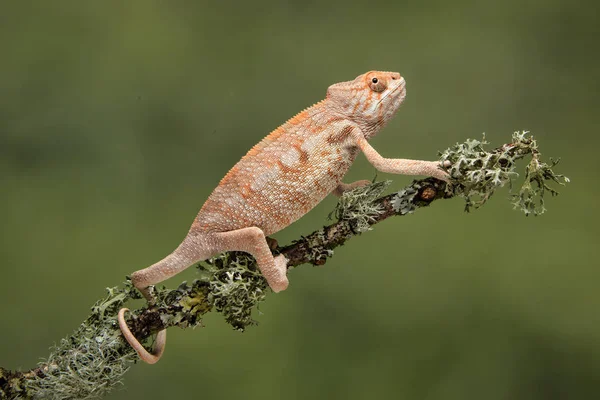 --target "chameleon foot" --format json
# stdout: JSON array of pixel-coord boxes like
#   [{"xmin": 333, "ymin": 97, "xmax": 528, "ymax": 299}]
[{"xmin": 269, "ymin": 254, "xmax": 289, "ymax": 293}]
